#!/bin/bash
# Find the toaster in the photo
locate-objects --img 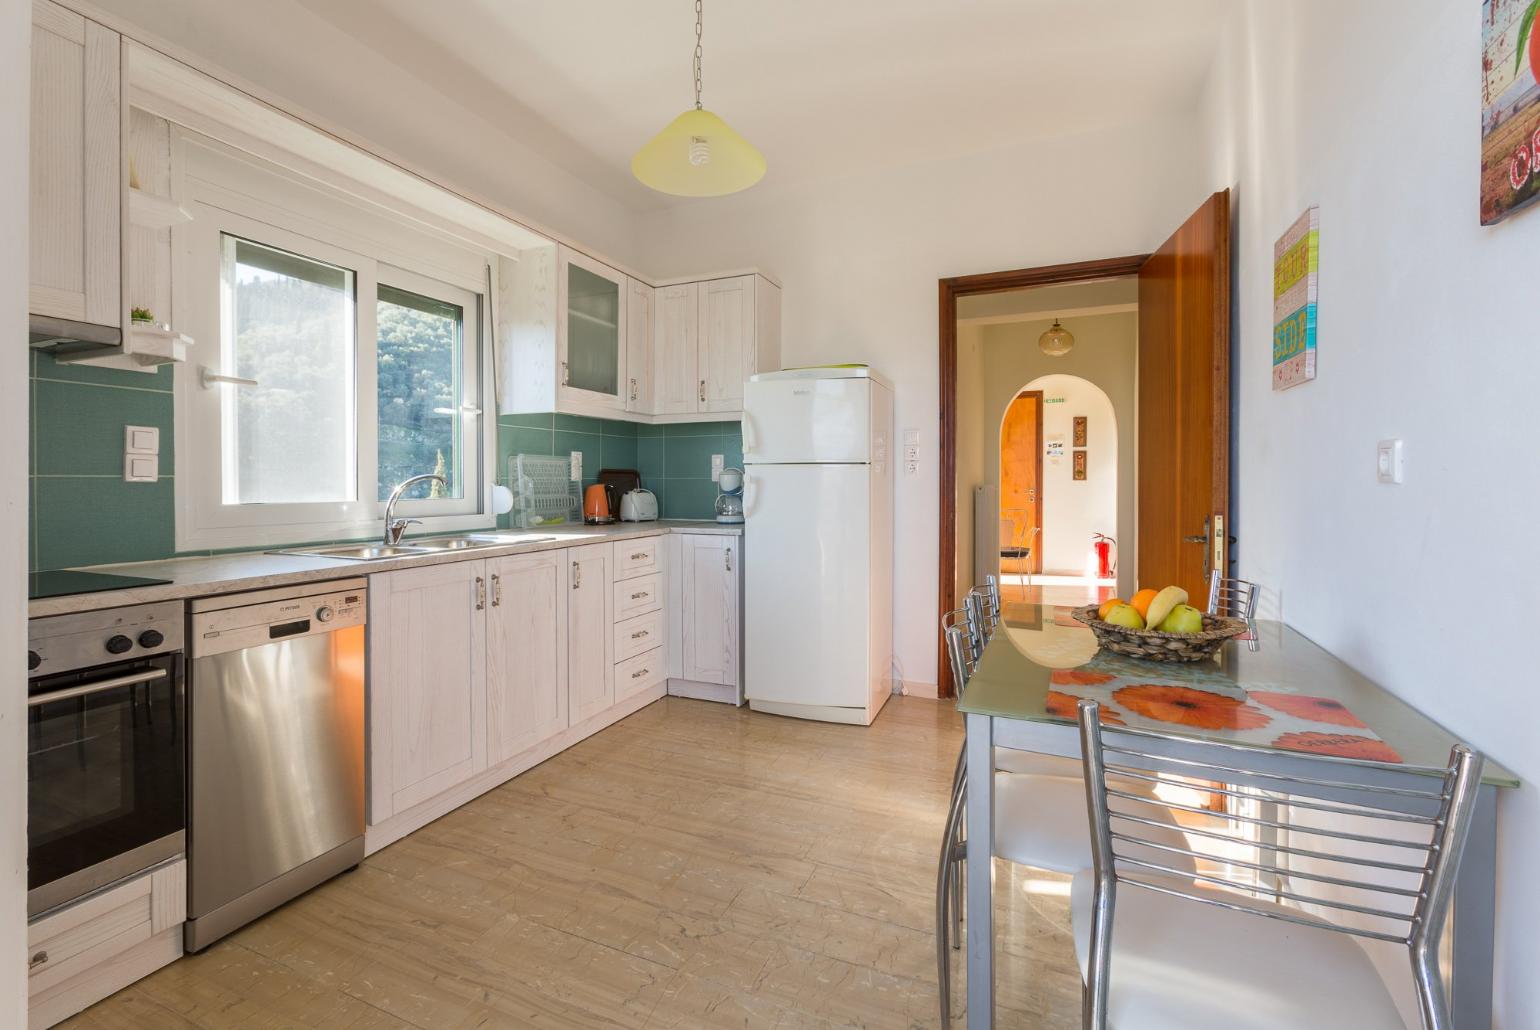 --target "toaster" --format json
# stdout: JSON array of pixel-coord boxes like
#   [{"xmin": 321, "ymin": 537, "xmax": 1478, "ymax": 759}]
[{"xmin": 619, "ymin": 488, "xmax": 658, "ymax": 522}]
